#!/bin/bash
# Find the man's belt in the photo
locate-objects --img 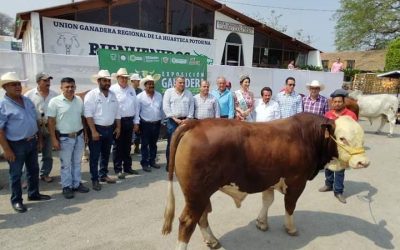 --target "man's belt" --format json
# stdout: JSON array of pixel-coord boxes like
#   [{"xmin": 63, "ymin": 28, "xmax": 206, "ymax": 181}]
[
  {"xmin": 9, "ymin": 135, "xmax": 37, "ymax": 143},
  {"xmin": 140, "ymin": 119, "xmax": 161, "ymax": 124},
  {"xmin": 220, "ymin": 115, "xmax": 229, "ymax": 118},
  {"xmin": 121, "ymin": 116, "xmax": 134, "ymax": 121},
  {"xmin": 59, "ymin": 129, "xmax": 83, "ymax": 138},
  {"xmin": 95, "ymin": 124, "xmax": 114, "ymax": 129},
  {"xmin": 176, "ymin": 117, "xmax": 187, "ymax": 120}
]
